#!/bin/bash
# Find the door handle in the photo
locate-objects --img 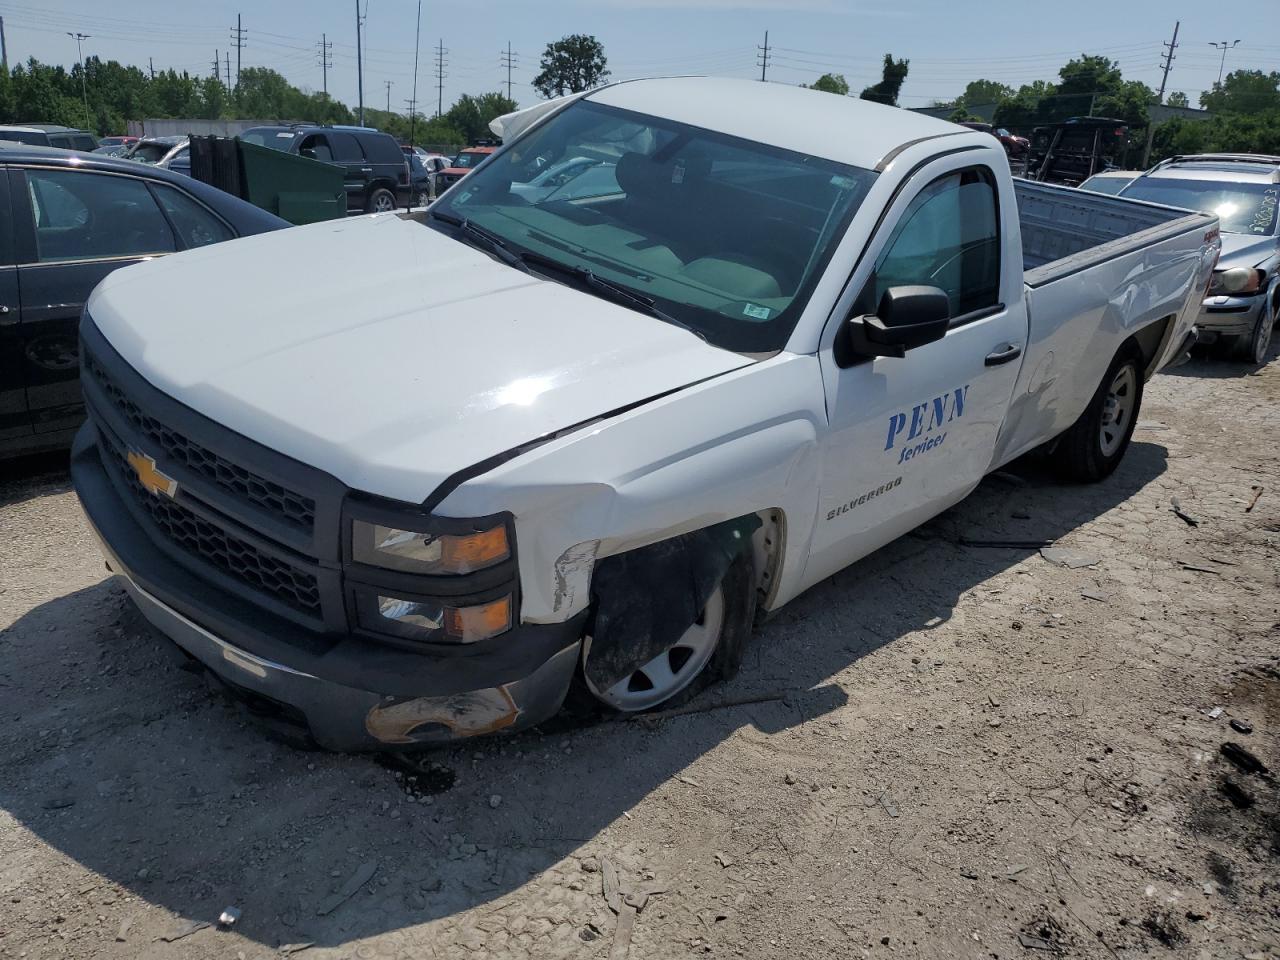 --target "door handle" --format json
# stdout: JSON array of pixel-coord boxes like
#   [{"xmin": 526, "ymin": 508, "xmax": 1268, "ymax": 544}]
[{"xmin": 985, "ymin": 344, "xmax": 1022, "ymax": 366}]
